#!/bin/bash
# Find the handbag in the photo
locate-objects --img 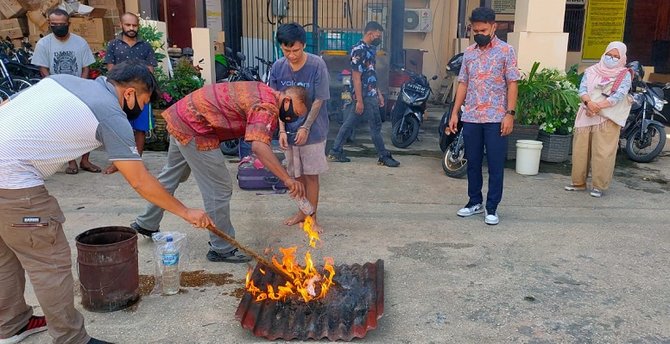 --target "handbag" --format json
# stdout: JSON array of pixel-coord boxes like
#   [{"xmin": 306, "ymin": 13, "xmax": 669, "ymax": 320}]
[{"xmin": 588, "ymin": 69, "xmax": 633, "ymax": 127}]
